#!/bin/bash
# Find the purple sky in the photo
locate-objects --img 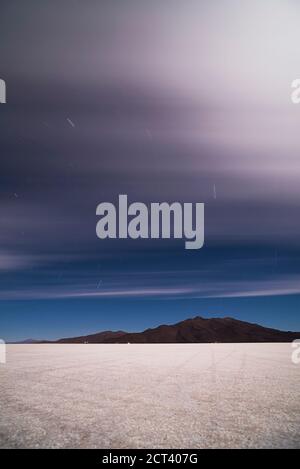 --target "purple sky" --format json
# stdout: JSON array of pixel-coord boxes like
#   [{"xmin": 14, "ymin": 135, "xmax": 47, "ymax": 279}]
[{"xmin": 1, "ymin": 1, "xmax": 300, "ymax": 339}]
